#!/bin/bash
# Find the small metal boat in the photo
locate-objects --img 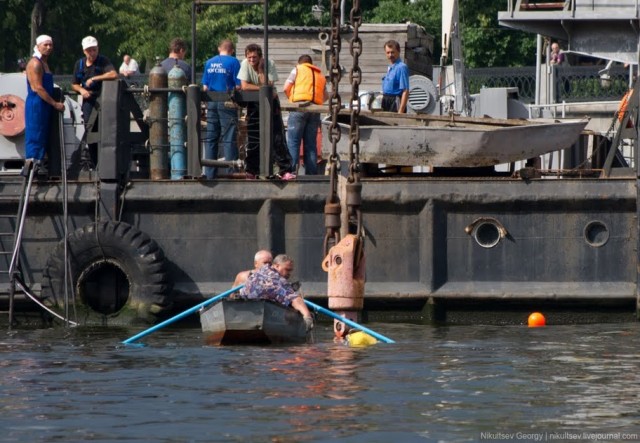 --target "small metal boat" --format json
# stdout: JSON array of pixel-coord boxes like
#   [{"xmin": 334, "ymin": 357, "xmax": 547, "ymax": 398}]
[
  {"xmin": 199, "ymin": 299, "xmax": 308, "ymax": 345},
  {"xmin": 322, "ymin": 112, "xmax": 590, "ymax": 167}
]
